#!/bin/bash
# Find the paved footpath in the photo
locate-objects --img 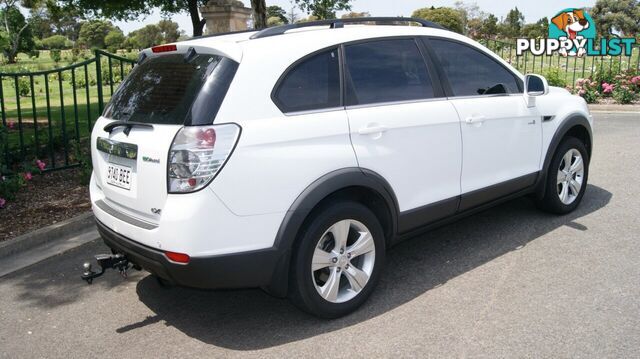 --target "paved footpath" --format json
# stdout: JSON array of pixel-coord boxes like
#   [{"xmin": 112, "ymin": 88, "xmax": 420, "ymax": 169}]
[{"xmin": 0, "ymin": 113, "xmax": 639, "ymax": 358}]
